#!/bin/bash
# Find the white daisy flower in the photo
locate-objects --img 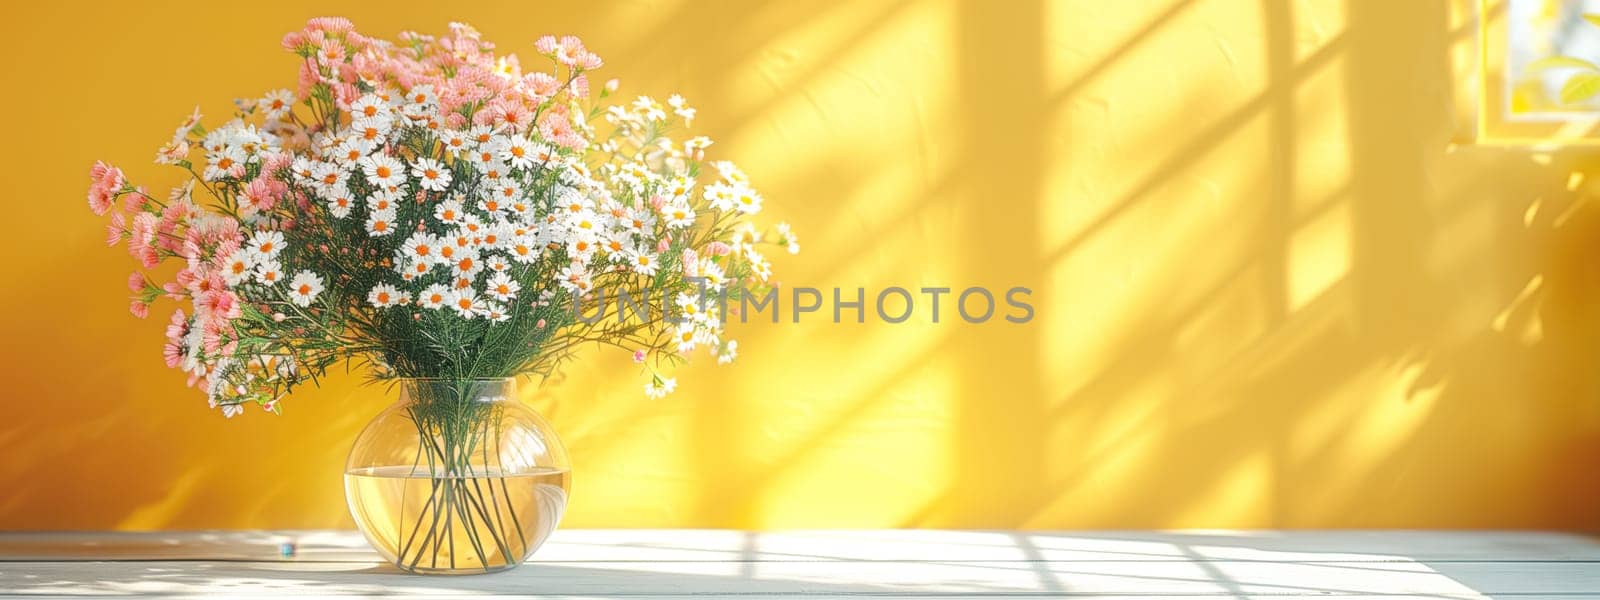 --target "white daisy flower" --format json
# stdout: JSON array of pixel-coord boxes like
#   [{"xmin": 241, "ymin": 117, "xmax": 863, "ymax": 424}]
[
  {"xmin": 713, "ymin": 160, "xmax": 749, "ymax": 185},
  {"xmin": 220, "ymin": 249, "xmax": 254, "ymax": 286},
  {"xmin": 255, "ymin": 260, "xmax": 284, "ymax": 286},
  {"xmin": 704, "ymin": 182, "xmax": 737, "ymax": 212},
  {"xmin": 310, "ymin": 162, "xmax": 349, "ymax": 195},
  {"xmin": 731, "ymin": 222, "xmax": 759, "ymax": 253},
  {"xmin": 258, "ymin": 89, "xmax": 294, "ymax": 120},
  {"xmin": 287, "ymin": 271, "xmax": 325, "ymax": 307},
  {"xmin": 358, "ymin": 155, "xmax": 406, "ymax": 188},
  {"xmin": 776, "ymin": 222, "xmax": 800, "ymax": 254},
  {"xmin": 484, "ymin": 255, "xmax": 511, "ymax": 273},
  {"xmin": 482, "ymin": 184, "xmax": 518, "ymax": 213},
  {"xmin": 626, "ymin": 248, "xmax": 659, "ymax": 276},
  {"xmin": 434, "ymin": 198, "xmax": 465, "ymax": 224},
  {"xmin": 748, "ymin": 248, "xmax": 771, "ymax": 281},
  {"xmin": 418, "ymin": 283, "xmax": 450, "ymax": 309},
  {"xmin": 507, "ymin": 235, "xmax": 541, "ymax": 264},
  {"xmin": 448, "ymin": 288, "xmax": 482, "ymax": 317},
  {"xmin": 411, "ymin": 157, "xmax": 452, "ymax": 192},
  {"xmin": 409, "ymin": 83, "xmax": 439, "ymax": 105},
  {"xmin": 644, "ymin": 376, "xmax": 677, "ymax": 399},
  {"xmin": 326, "ymin": 189, "xmax": 355, "ymax": 219},
  {"xmin": 439, "ymin": 130, "xmax": 472, "ymax": 156},
  {"xmin": 349, "ymin": 118, "xmax": 390, "ymax": 148},
  {"xmin": 485, "ymin": 271, "xmax": 521, "ymax": 301},
  {"xmin": 203, "ymin": 146, "xmax": 247, "ymax": 181},
  {"xmin": 558, "ymin": 262, "xmax": 592, "ymax": 293},
  {"xmin": 248, "ymin": 230, "xmax": 286, "ymax": 260},
  {"xmin": 732, "ymin": 186, "xmax": 762, "ymax": 215},
  {"xmin": 662, "ymin": 203, "xmax": 694, "ymax": 229},
  {"xmin": 403, "ymin": 233, "xmax": 442, "ymax": 265},
  {"xmin": 500, "ymin": 136, "xmax": 538, "ymax": 169},
  {"xmin": 467, "ymin": 125, "xmax": 495, "ymax": 147},
  {"xmin": 717, "ymin": 340, "xmax": 738, "ymax": 364},
  {"xmin": 367, "ymin": 283, "xmax": 402, "ymax": 308},
  {"xmin": 483, "ymin": 302, "xmax": 511, "ymax": 323},
  {"xmin": 449, "ymin": 248, "xmax": 483, "ymax": 278},
  {"xmin": 349, "ymin": 94, "xmax": 391, "ymax": 122},
  {"xmin": 365, "ymin": 208, "xmax": 398, "ymax": 237}
]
